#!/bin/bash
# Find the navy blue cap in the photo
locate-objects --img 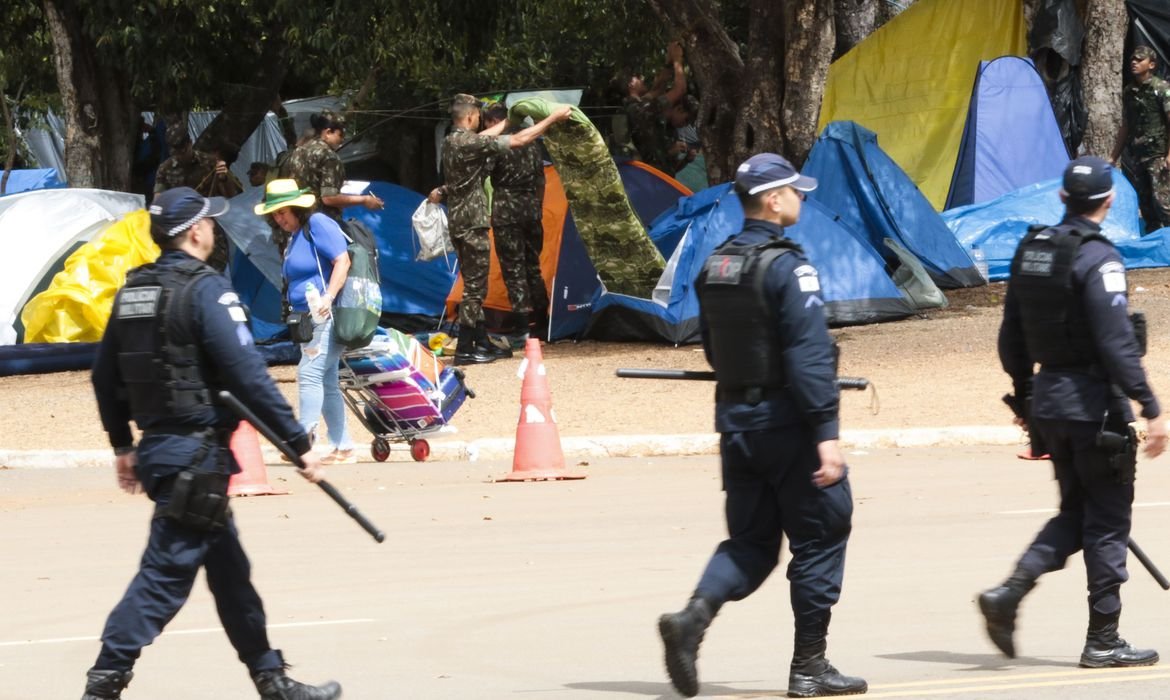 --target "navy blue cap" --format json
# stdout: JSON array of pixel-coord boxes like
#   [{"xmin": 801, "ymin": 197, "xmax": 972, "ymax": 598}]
[
  {"xmin": 734, "ymin": 153, "xmax": 817, "ymax": 196},
  {"xmin": 1061, "ymin": 156, "xmax": 1114, "ymax": 202},
  {"xmin": 148, "ymin": 187, "xmax": 229, "ymax": 238}
]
